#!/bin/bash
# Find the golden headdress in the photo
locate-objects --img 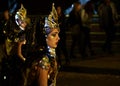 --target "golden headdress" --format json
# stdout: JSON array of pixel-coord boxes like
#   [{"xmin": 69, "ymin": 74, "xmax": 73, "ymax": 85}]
[
  {"xmin": 15, "ymin": 4, "xmax": 30, "ymax": 26},
  {"xmin": 44, "ymin": 3, "xmax": 59, "ymax": 35}
]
